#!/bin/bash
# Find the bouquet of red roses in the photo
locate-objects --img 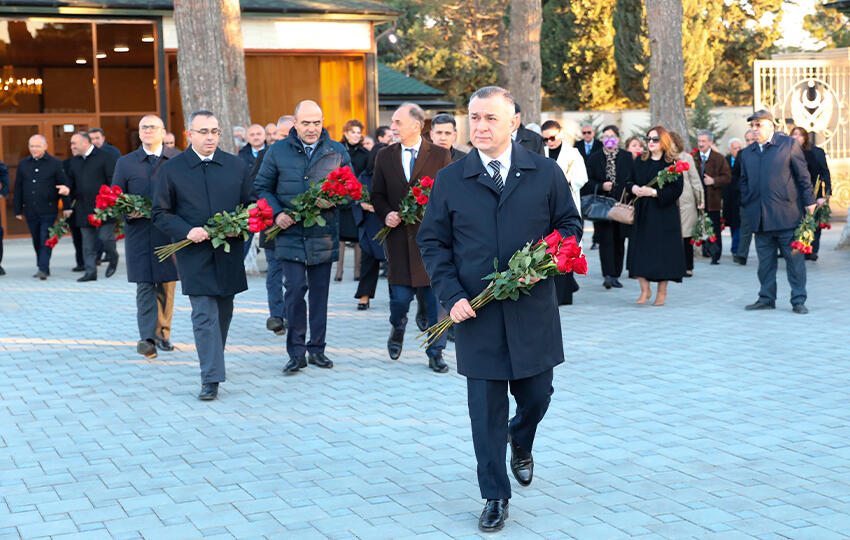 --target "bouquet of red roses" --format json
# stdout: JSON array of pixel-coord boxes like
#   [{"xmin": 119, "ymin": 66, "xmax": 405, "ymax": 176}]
[
  {"xmin": 44, "ymin": 217, "xmax": 70, "ymax": 248},
  {"xmin": 813, "ymin": 178, "xmax": 831, "ymax": 231},
  {"xmin": 419, "ymin": 230, "xmax": 586, "ymax": 347},
  {"xmin": 265, "ymin": 166, "xmax": 366, "ymax": 241},
  {"xmin": 690, "ymin": 210, "xmax": 716, "ymax": 247},
  {"xmin": 154, "ymin": 198, "xmax": 274, "ymax": 261},
  {"xmin": 647, "ymin": 160, "xmax": 690, "ymax": 190},
  {"xmin": 87, "ymin": 185, "xmax": 151, "ymax": 227},
  {"xmin": 791, "ymin": 212, "xmax": 816, "ymax": 255},
  {"xmin": 373, "ymin": 175, "xmax": 434, "ymax": 243}
]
